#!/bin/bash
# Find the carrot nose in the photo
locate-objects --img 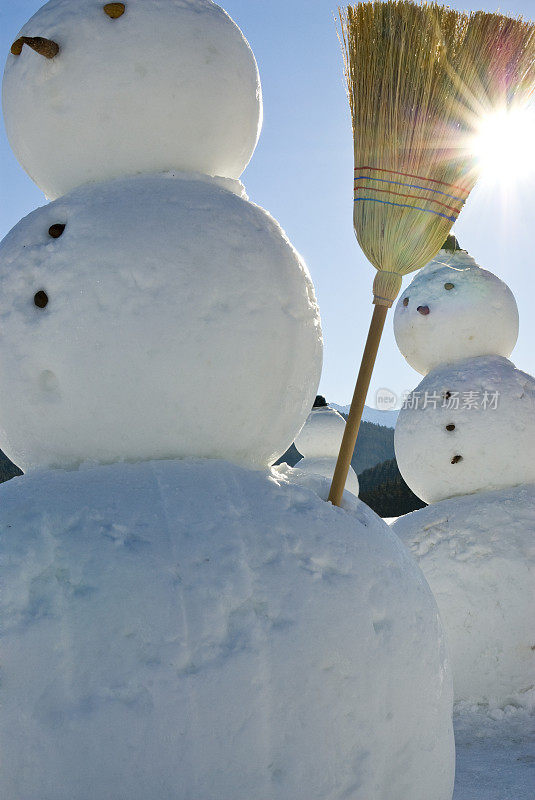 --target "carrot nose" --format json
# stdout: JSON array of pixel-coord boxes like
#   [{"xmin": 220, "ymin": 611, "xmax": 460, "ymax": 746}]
[
  {"xmin": 417, "ymin": 305, "xmax": 430, "ymax": 316},
  {"xmin": 11, "ymin": 37, "xmax": 59, "ymax": 59}
]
